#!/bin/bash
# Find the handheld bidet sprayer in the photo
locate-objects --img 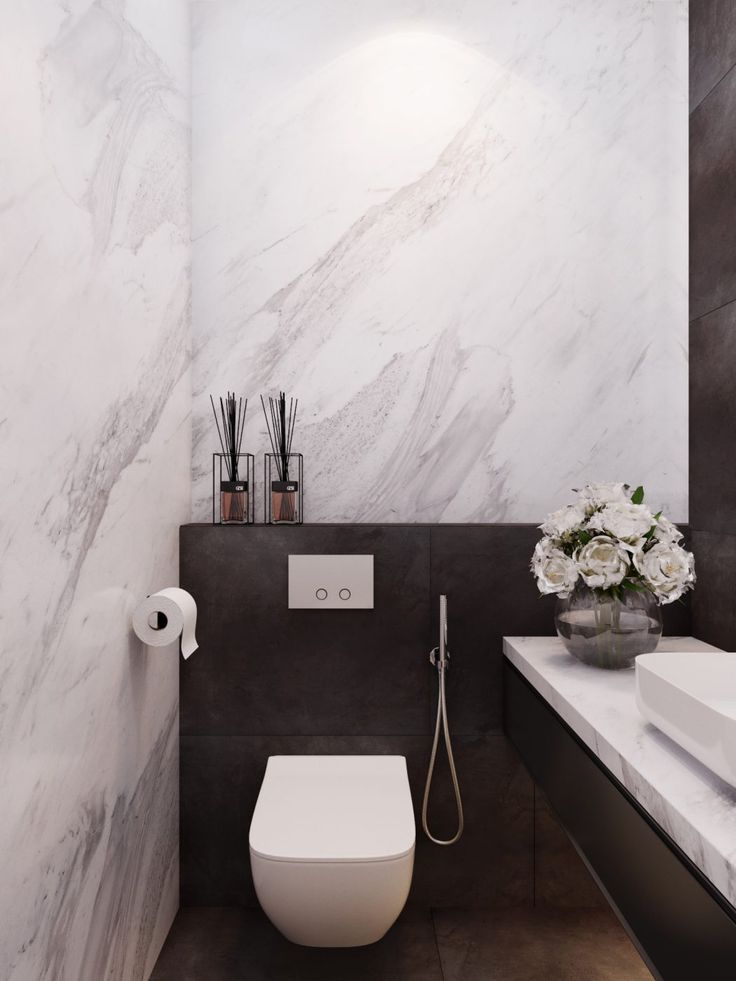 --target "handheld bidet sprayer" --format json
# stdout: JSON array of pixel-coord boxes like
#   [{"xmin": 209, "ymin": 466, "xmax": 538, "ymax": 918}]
[{"xmin": 421, "ymin": 594, "xmax": 464, "ymax": 845}]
